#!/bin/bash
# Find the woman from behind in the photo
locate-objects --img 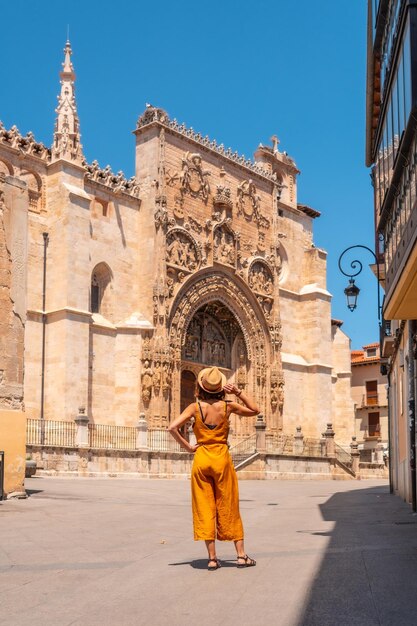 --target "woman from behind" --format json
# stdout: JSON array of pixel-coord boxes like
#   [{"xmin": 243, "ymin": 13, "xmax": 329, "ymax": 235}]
[{"xmin": 168, "ymin": 366, "xmax": 259, "ymax": 570}]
